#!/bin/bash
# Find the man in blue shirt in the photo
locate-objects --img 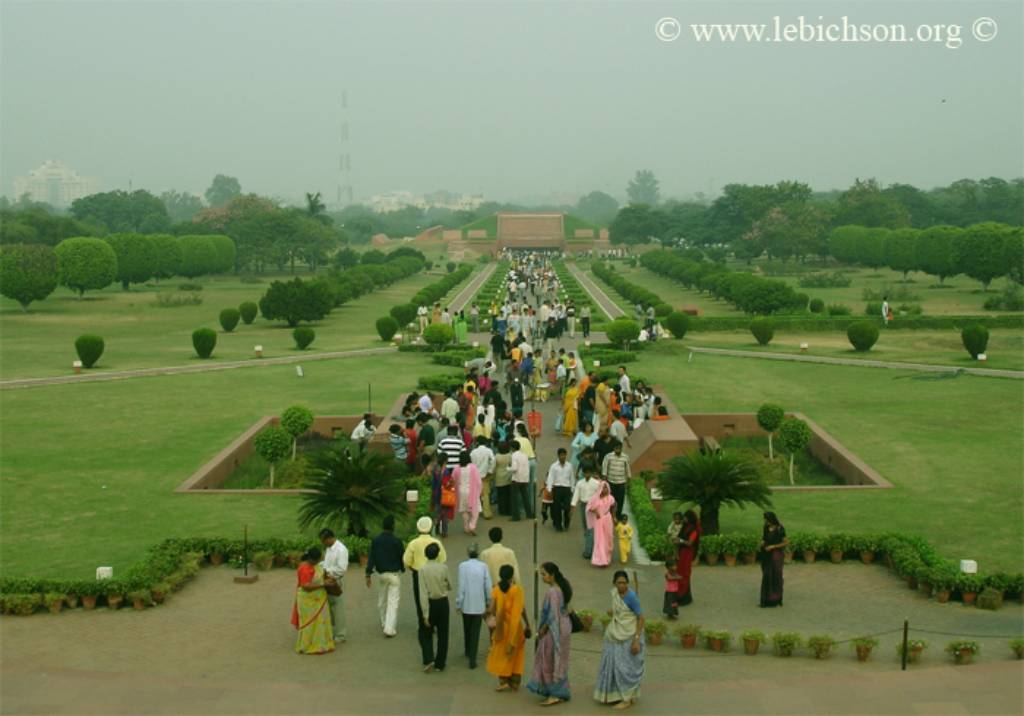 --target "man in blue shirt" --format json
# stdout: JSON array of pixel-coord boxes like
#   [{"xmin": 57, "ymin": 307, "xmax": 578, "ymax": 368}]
[{"xmin": 456, "ymin": 543, "xmax": 493, "ymax": 669}]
